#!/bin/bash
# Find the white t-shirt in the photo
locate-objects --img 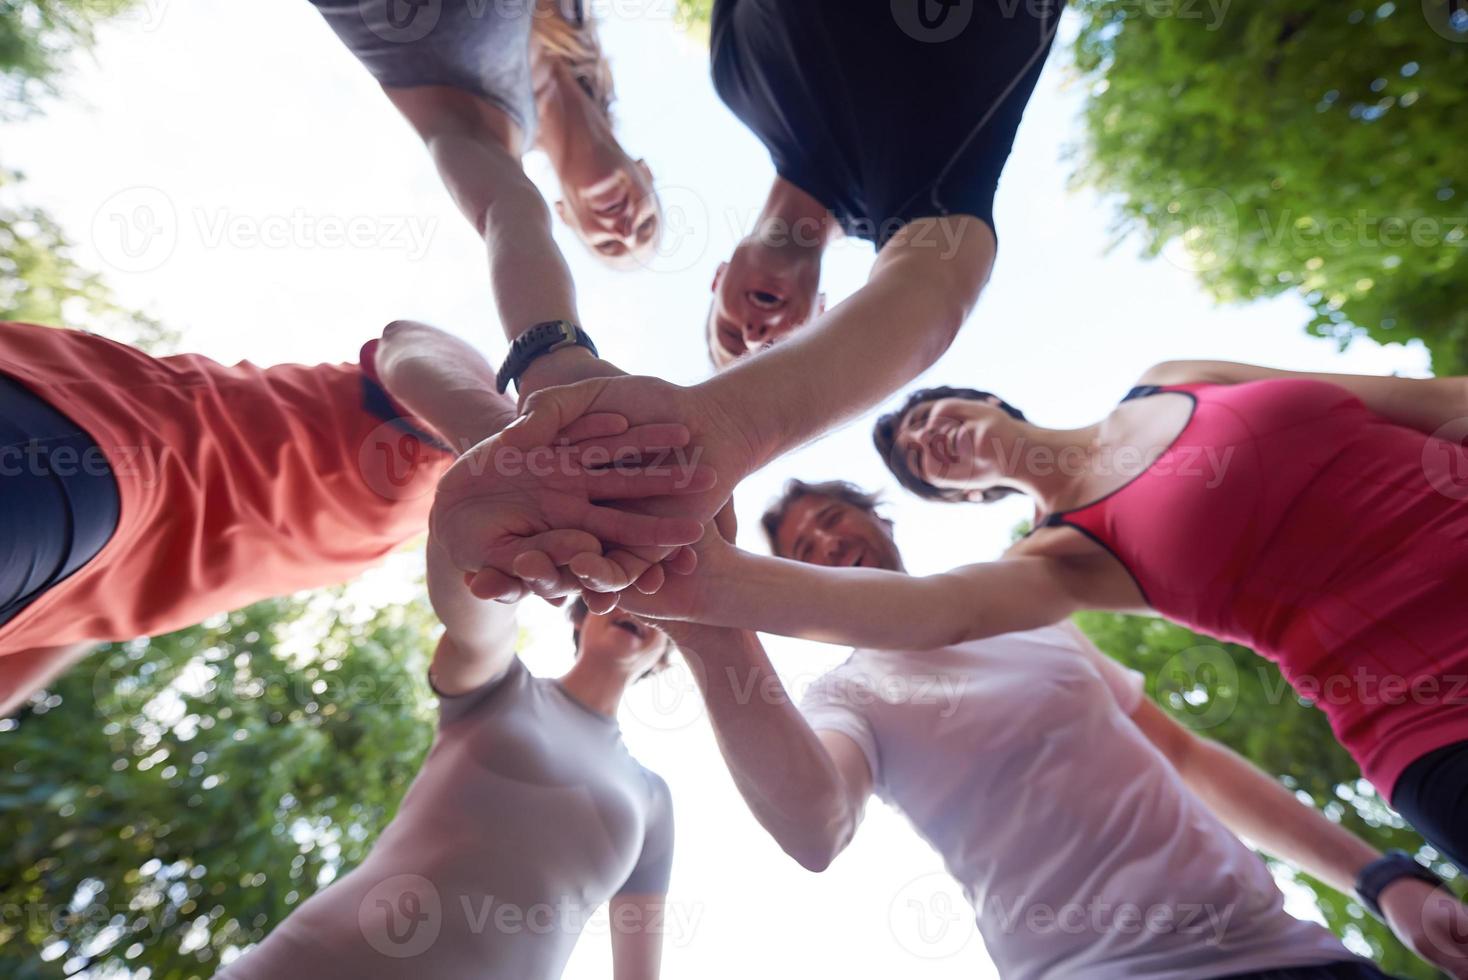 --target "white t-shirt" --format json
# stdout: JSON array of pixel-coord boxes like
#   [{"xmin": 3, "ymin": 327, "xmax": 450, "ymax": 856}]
[{"xmin": 801, "ymin": 624, "xmax": 1362, "ymax": 980}]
